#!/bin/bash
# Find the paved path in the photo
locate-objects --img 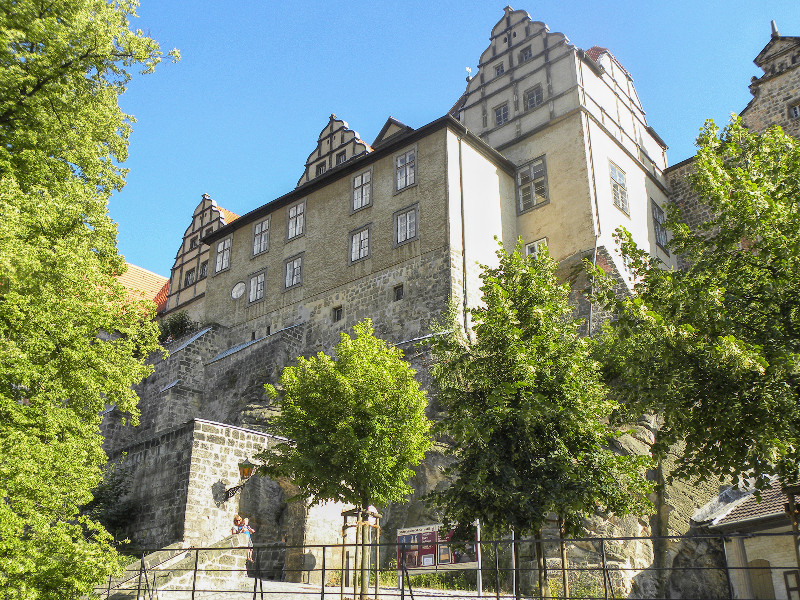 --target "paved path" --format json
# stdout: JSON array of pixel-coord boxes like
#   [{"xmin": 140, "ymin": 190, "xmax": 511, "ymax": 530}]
[{"xmin": 162, "ymin": 582, "xmax": 487, "ymax": 600}]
